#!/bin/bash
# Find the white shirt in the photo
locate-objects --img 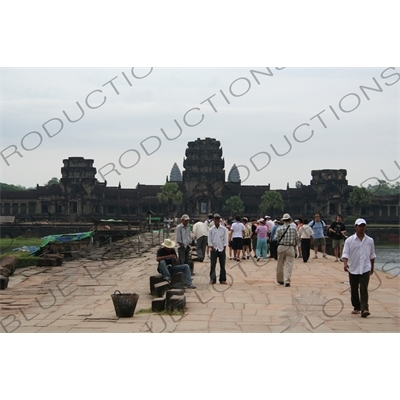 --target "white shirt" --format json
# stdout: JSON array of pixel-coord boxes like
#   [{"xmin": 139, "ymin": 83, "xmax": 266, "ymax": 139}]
[
  {"xmin": 208, "ymin": 225, "xmax": 228, "ymax": 251},
  {"xmin": 298, "ymin": 225, "xmax": 313, "ymax": 239},
  {"xmin": 231, "ymin": 222, "xmax": 245, "ymax": 238},
  {"xmin": 342, "ymin": 233, "xmax": 376, "ymax": 274},
  {"xmin": 175, "ymin": 223, "xmax": 192, "ymax": 247},
  {"xmin": 205, "ymin": 219, "xmax": 214, "ymax": 229},
  {"xmin": 192, "ymin": 221, "xmax": 208, "ymax": 238},
  {"xmin": 266, "ymin": 220, "xmax": 274, "ymax": 233}
]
